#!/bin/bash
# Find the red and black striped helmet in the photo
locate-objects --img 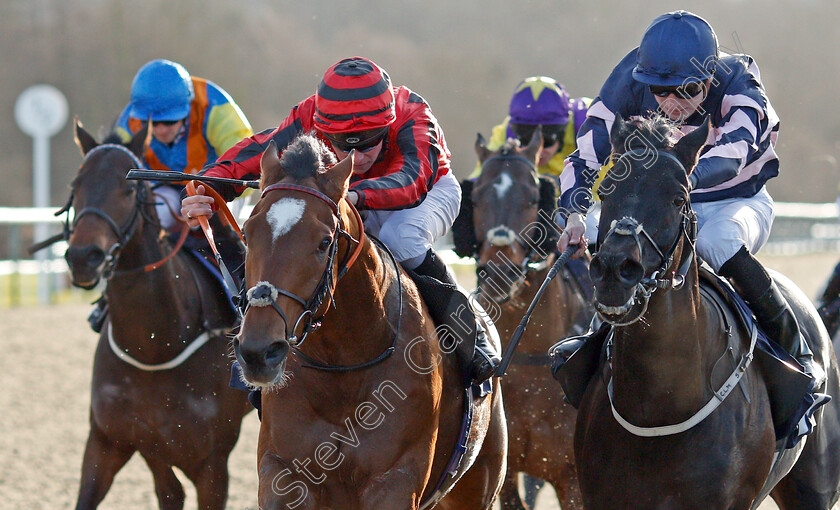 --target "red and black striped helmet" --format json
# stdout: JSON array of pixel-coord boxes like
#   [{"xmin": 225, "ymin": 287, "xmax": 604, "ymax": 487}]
[{"xmin": 314, "ymin": 57, "xmax": 396, "ymax": 134}]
